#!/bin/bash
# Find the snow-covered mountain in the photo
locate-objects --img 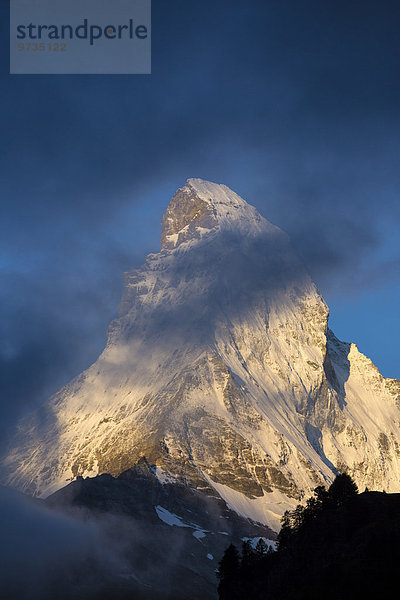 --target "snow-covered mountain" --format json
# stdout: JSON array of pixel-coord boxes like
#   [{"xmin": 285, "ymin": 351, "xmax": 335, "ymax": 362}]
[{"xmin": 2, "ymin": 178, "xmax": 400, "ymax": 531}]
